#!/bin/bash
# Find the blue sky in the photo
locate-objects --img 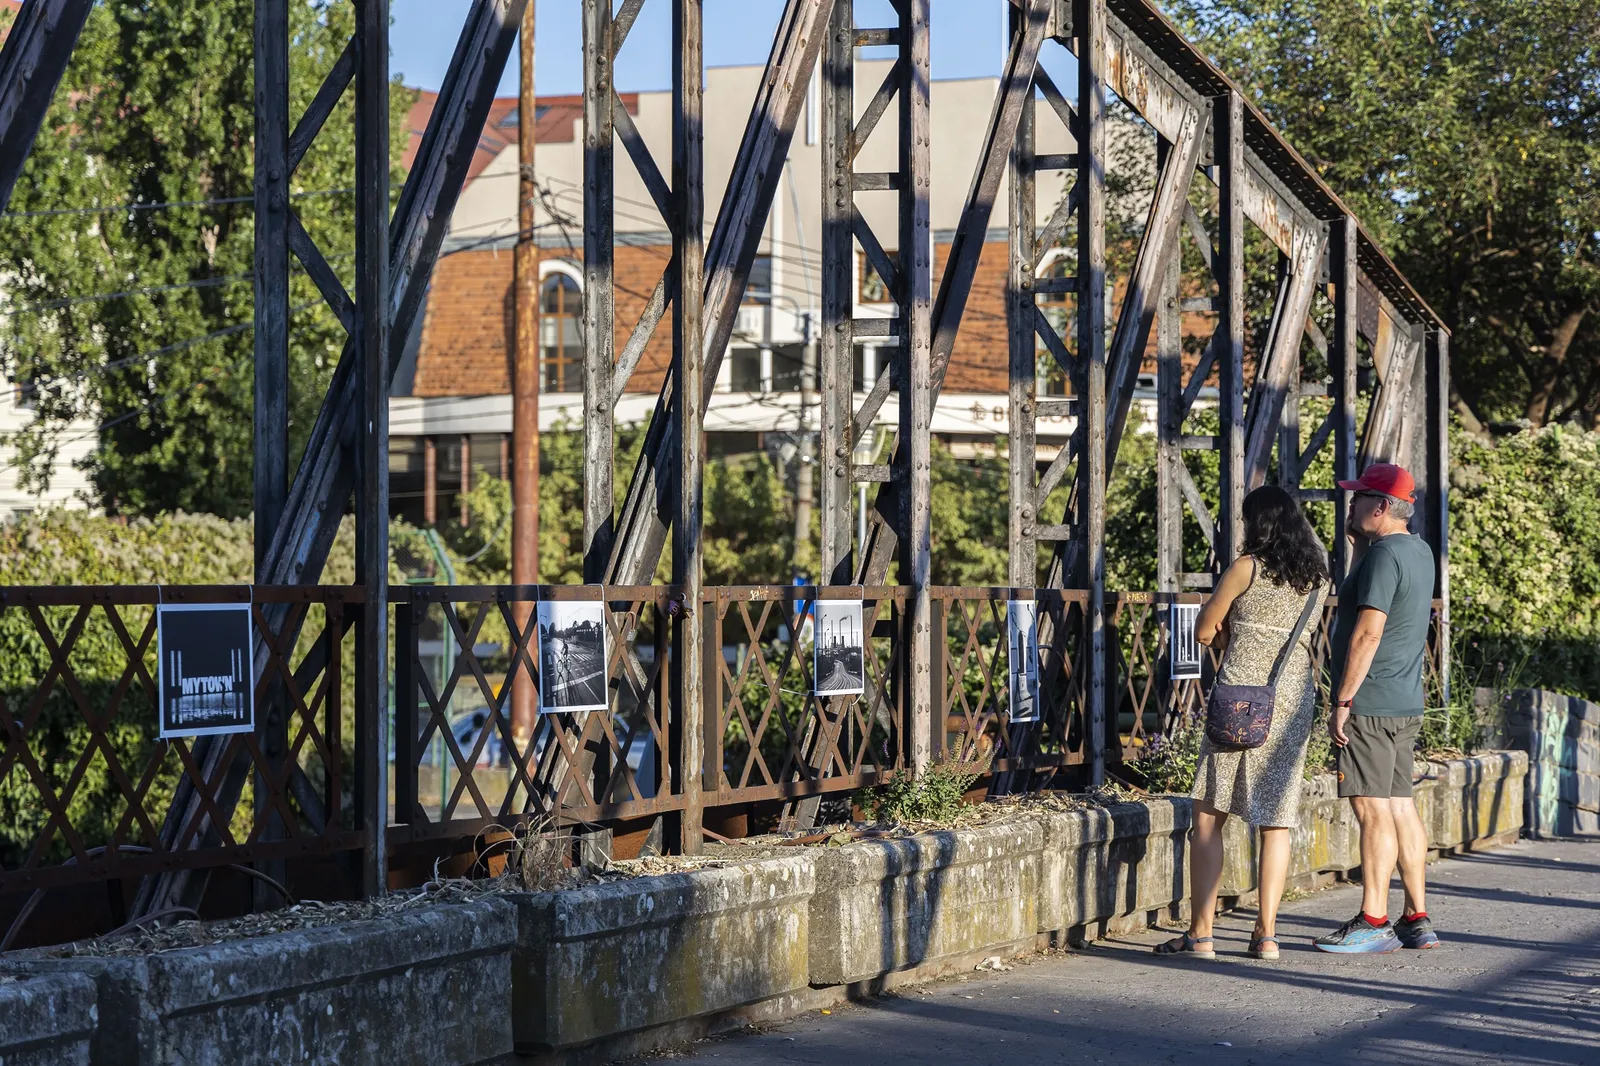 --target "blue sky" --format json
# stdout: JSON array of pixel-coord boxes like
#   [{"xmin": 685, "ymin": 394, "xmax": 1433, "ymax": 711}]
[{"xmin": 390, "ymin": 0, "xmax": 1017, "ymax": 96}]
